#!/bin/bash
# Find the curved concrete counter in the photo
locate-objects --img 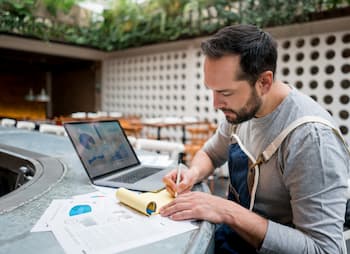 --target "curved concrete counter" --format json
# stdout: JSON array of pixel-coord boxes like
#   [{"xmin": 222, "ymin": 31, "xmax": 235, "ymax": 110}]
[
  {"xmin": 0, "ymin": 127, "xmax": 215, "ymax": 254},
  {"xmin": 0, "ymin": 144, "xmax": 66, "ymax": 214}
]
